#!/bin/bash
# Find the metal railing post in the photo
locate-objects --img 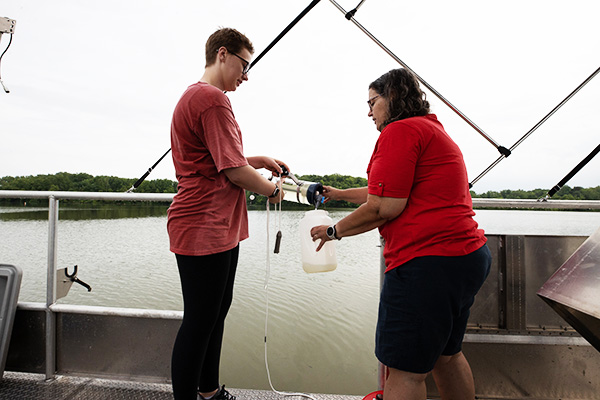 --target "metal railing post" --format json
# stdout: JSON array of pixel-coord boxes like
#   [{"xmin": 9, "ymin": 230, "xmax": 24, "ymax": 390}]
[
  {"xmin": 45, "ymin": 195, "xmax": 58, "ymax": 381},
  {"xmin": 378, "ymin": 235, "xmax": 386, "ymax": 390}
]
